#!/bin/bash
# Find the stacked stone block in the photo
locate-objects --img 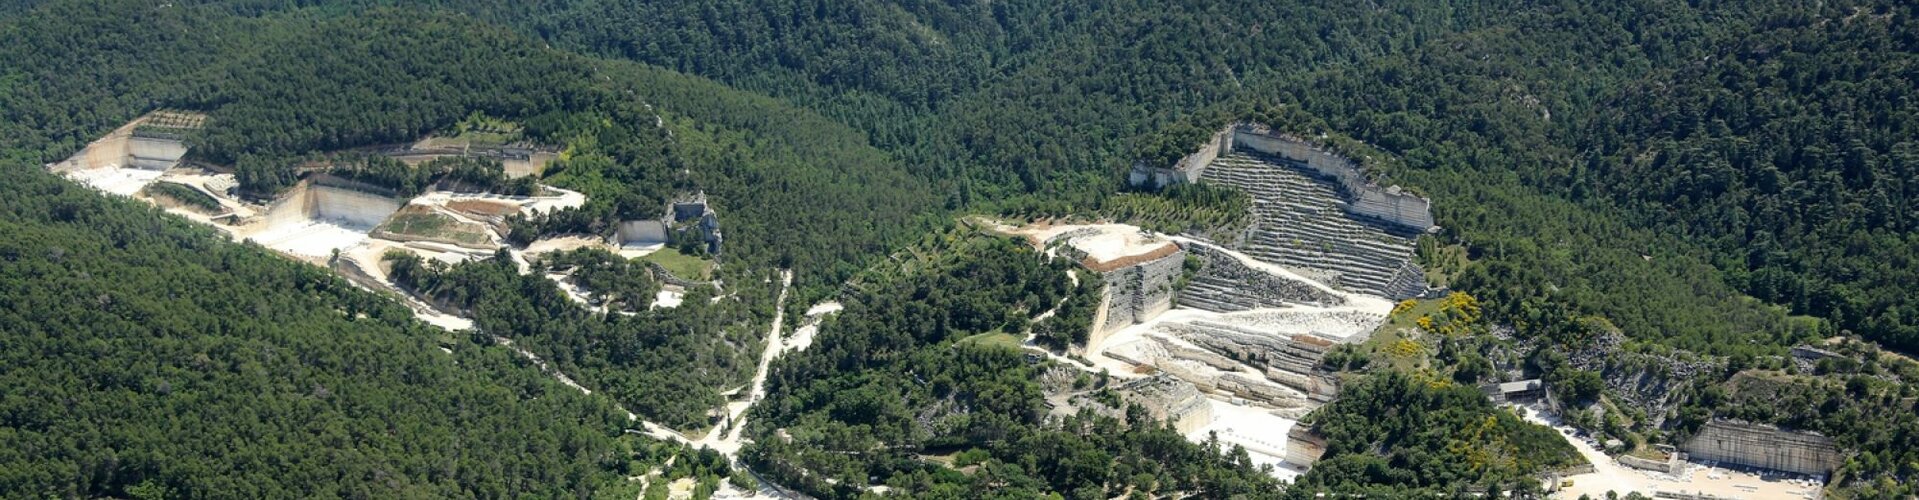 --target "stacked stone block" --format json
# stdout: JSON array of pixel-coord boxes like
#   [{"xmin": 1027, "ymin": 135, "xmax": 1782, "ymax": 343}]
[{"xmin": 1200, "ymin": 152, "xmax": 1427, "ymax": 298}]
